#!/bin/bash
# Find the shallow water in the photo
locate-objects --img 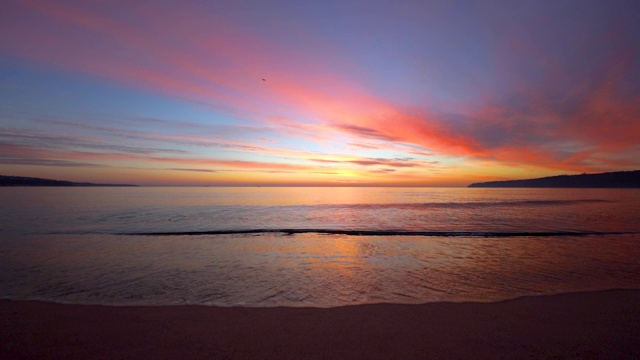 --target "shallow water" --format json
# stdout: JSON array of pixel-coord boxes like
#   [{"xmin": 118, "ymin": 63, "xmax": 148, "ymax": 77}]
[{"xmin": 1, "ymin": 187, "xmax": 639, "ymax": 307}]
